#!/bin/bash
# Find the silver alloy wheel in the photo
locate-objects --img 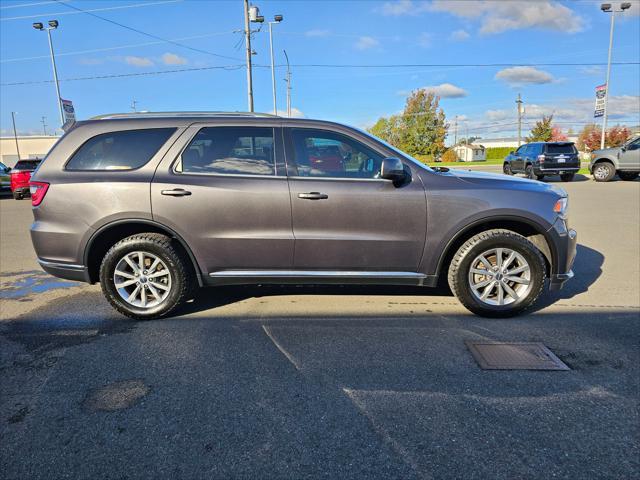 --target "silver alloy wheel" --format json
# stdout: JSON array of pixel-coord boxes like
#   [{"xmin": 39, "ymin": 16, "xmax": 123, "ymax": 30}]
[
  {"xmin": 468, "ymin": 247, "xmax": 532, "ymax": 306},
  {"xmin": 113, "ymin": 251, "xmax": 172, "ymax": 309},
  {"xmin": 593, "ymin": 164, "xmax": 610, "ymax": 181}
]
